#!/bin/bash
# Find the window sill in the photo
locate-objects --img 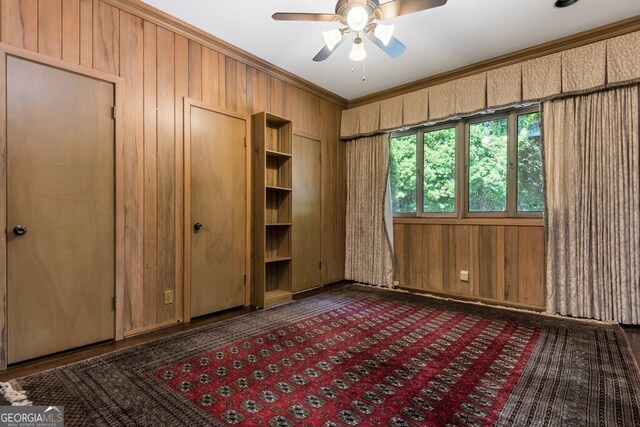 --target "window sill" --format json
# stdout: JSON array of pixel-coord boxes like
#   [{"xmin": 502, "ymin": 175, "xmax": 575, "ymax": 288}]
[{"xmin": 393, "ymin": 217, "xmax": 544, "ymax": 227}]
